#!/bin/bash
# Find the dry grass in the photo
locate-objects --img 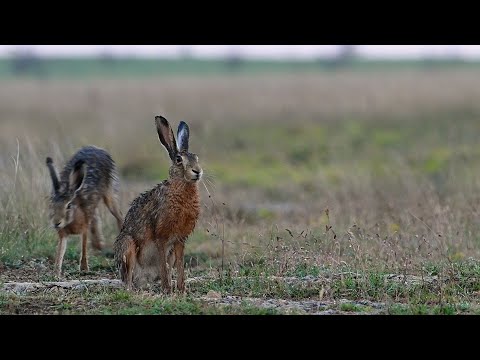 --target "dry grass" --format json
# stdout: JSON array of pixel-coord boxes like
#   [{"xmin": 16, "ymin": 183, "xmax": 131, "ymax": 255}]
[{"xmin": 1, "ymin": 68, "xmax": 480, "ymax": 314}]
